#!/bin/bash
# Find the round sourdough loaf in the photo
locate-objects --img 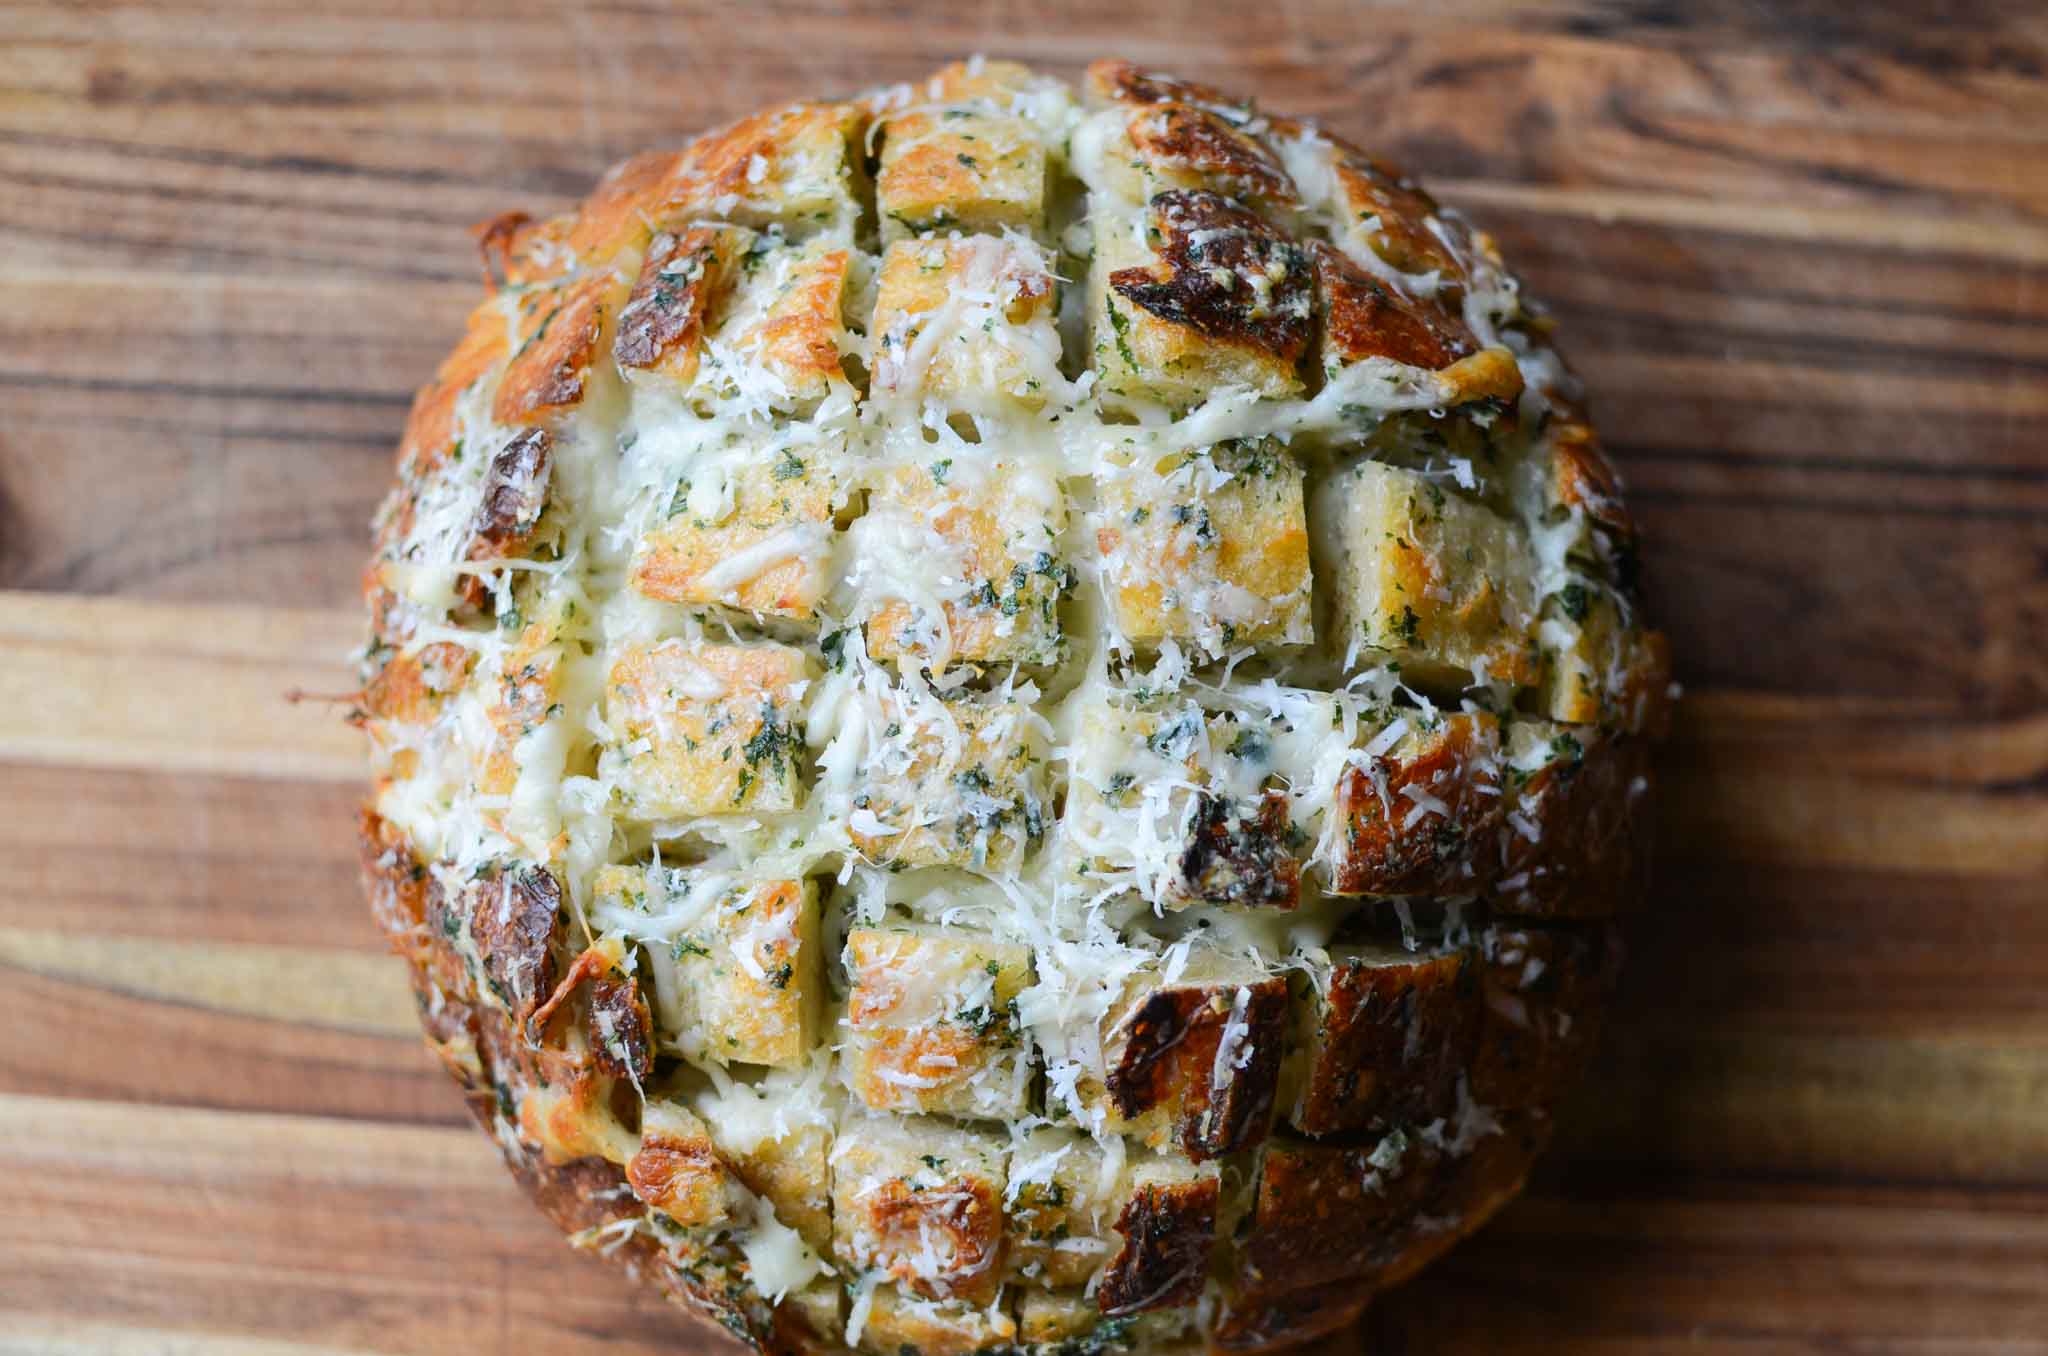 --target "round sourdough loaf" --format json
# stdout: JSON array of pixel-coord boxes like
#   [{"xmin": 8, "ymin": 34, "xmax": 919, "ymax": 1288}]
[{"xmin": 354, "ymin": 56, "xmax": 1672, "ymax": 1356}]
